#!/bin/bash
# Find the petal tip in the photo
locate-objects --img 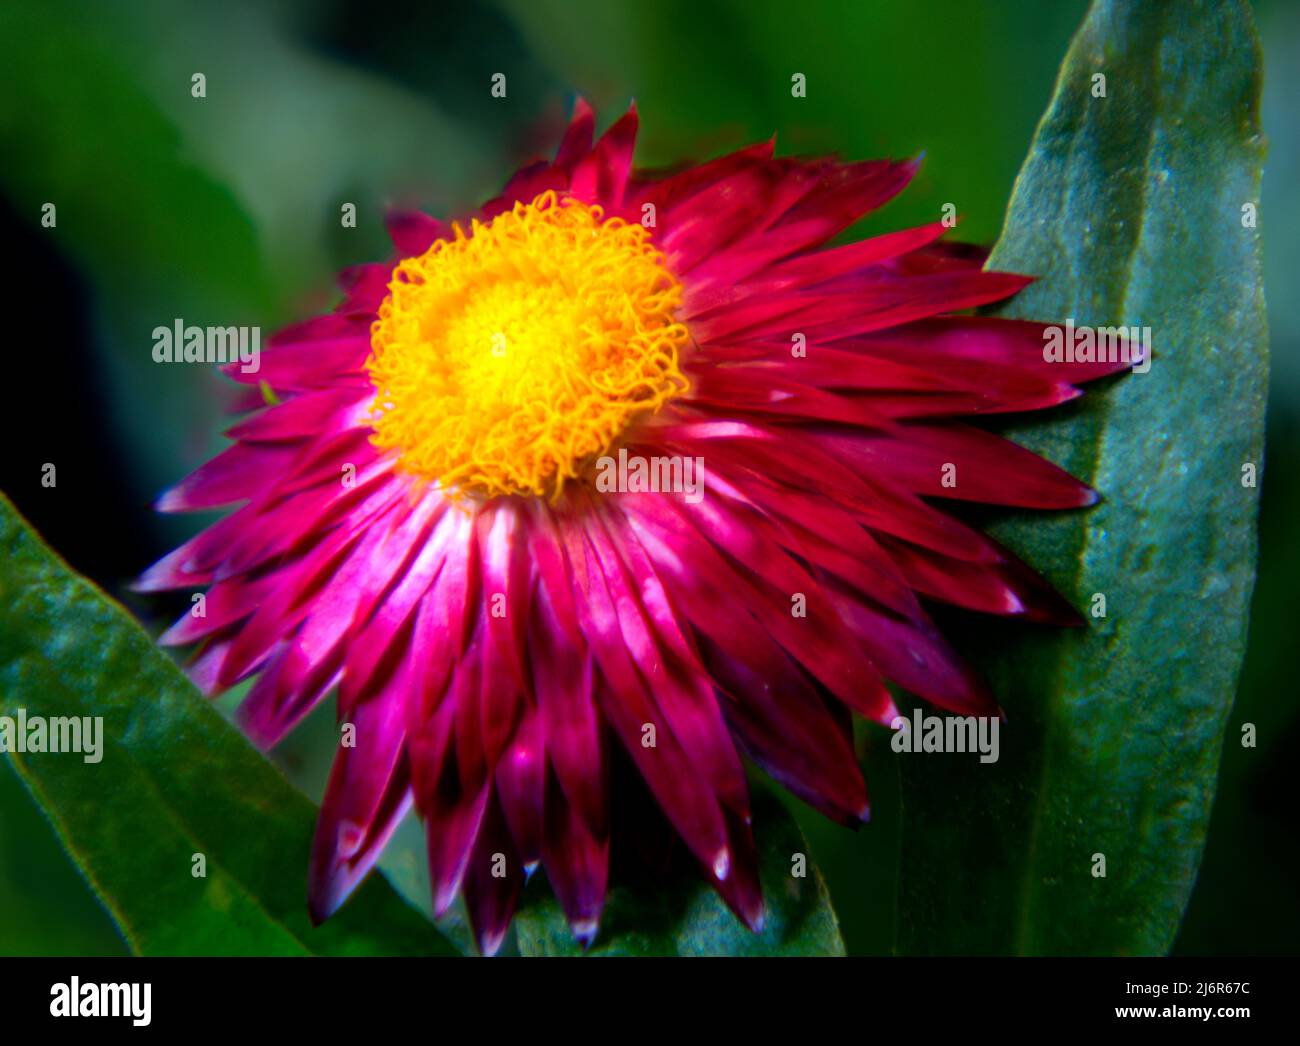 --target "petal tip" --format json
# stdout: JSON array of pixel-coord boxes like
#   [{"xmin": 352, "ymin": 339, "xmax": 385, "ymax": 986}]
[
  {"xmin": 571, "ymin": 917, "xmax": 600, "ymax": 950},
  {"xmin": 477, "ymin": 927, "xmax": 508, "ymax": 958},
  {"xmin": 712, "ymin": 847, "xmax": 731, "ymax": 882}
]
